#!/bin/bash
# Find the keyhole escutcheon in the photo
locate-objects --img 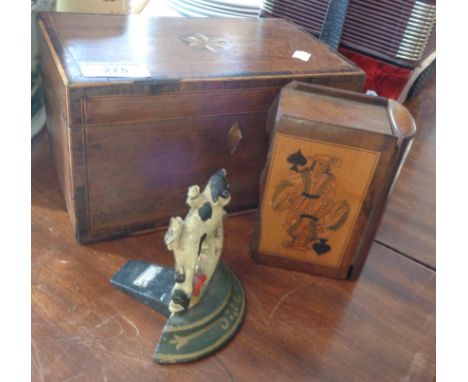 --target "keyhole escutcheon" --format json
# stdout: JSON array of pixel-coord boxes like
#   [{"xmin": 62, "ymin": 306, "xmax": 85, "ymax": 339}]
[{"xmin": 227, "ymin": 122, "xmax": 243, "ymax": 155}]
